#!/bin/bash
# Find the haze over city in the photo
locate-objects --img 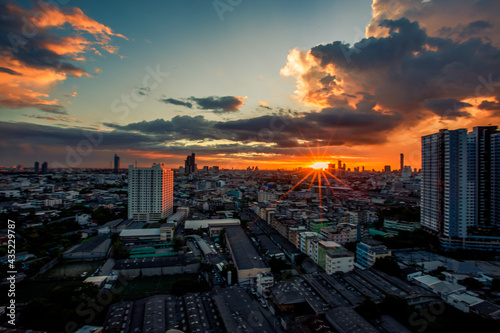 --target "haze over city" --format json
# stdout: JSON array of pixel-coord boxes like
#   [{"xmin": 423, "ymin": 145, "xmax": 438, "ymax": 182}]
[{"xmin": 2, "ymin": 0, "xmax": 500, "ymax": 170}]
